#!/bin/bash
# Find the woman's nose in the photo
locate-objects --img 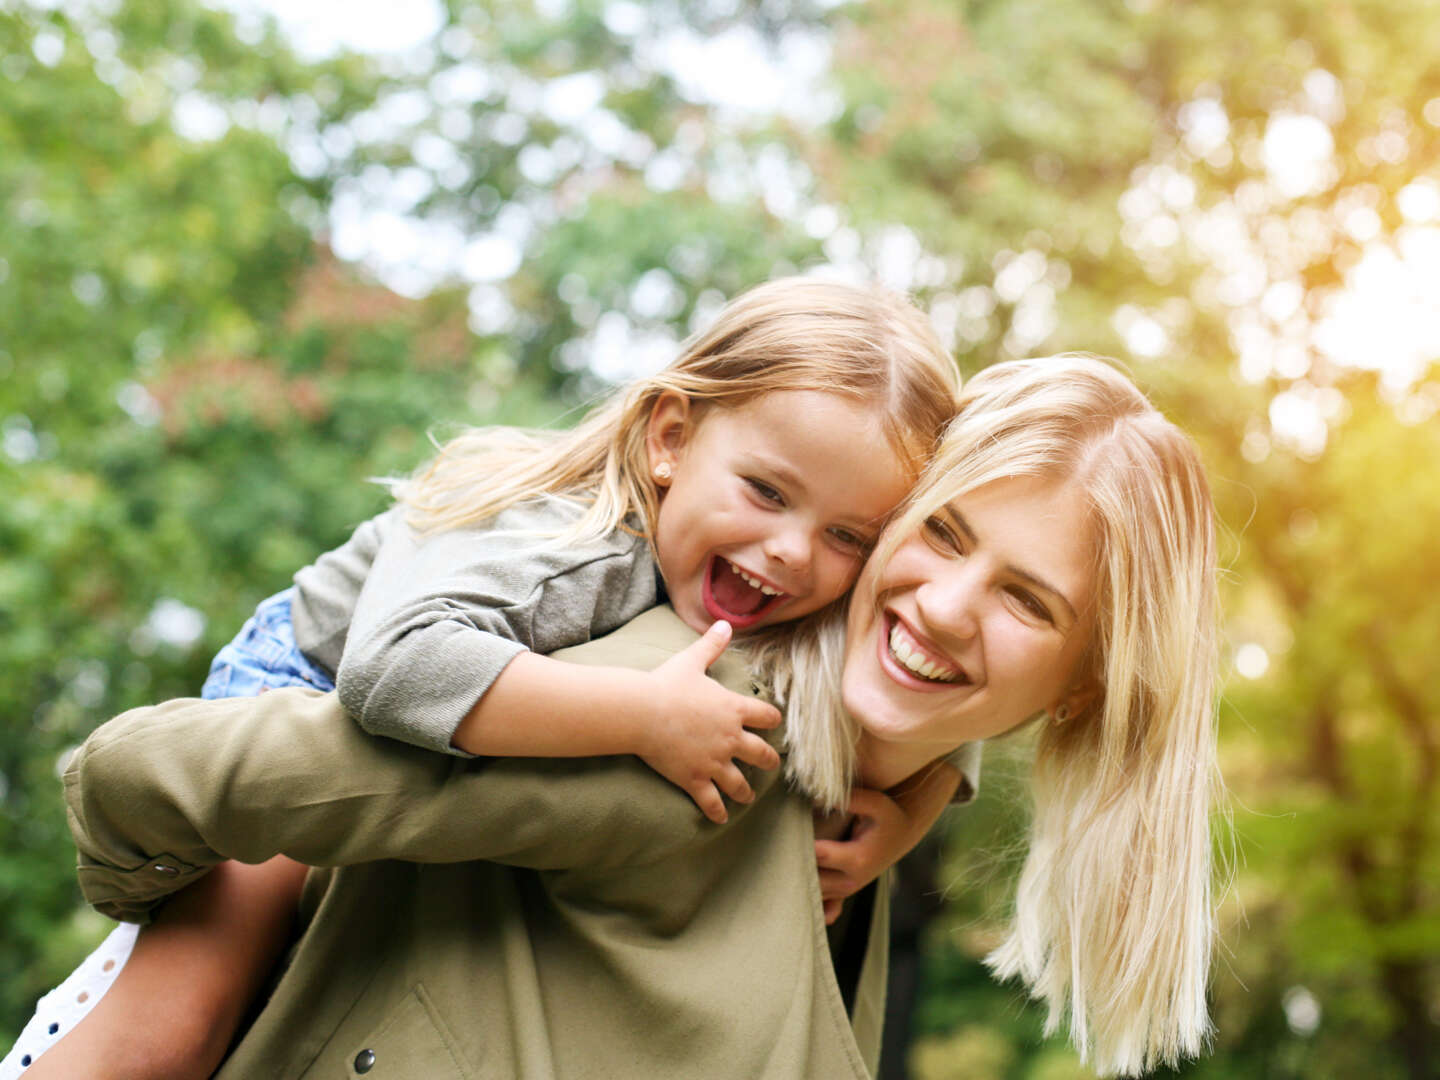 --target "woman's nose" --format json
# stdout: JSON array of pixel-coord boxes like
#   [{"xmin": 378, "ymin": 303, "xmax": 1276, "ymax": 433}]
[{"xmin": 916, "ymin": 562, "xmax": 982, "ymax": 640}]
